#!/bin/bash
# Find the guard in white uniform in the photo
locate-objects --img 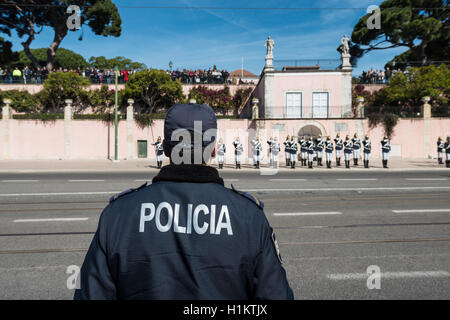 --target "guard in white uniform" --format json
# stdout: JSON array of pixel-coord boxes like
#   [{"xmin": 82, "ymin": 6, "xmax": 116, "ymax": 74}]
[
  {"xmin": 289, "ymin": 136, "xmax": 298, "ymax": 169},
  {"xmin": 381, "ymin": 136, "xmax": 391, "ymax": 168},
  {"xmin": 270, "ymin": 137, "xmax": 281, "ymax": 168},
  {"xmin": 343, "ymin": 135, "xmax": 353, "ymax": 169},
  {"xmin": 152, "ymin": 136, "xmax": 164, "ymax": 169},
  {"xmin": 352, "ymin": 133, "xmax": 361, "ymax": 166},
  {"xmin": 362, "ymin": 135, "xmax": 371, "ymax": 168},
  {"xmin": 325, "ymin": 136, "xmax": 333, "ymax": 169},
  {"xmin": 437, "ymin": 137, "xmax": 445, "ymax": 165},
  {"xmin": 299, "ymin": 136, "xmax": 308, "ymax": 166},
  {"xmin": 251, "ymin": 137, "xmax": 263, "ymax": 169},
  {"xmin": 445, "ymin": 136, "xmax": 450, "ymax": 168},
  {"xmin": 233, "ymin": 137, "xmax": 243, "ymax": 169},
  {"xmin": 217, "ymin": 138, "xmax": 226, "ymax": 169},
  {"xmin": 307, "ymin": 137, "xmax": 315, "ymax": 169},
  {"xmin": 267, "ymin": 137, "xmax": 274, "ymax": 167},
  {"xmin": 283, "ymin": 135, "xmax": 291, "ymax": 167},
  {"xmin": 334, "ymin": 134, "xmax": 343, "ymax": 166},
  {"xmin": 316, "ymin": 135, "xmax": 325, "ymax": 167}
]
